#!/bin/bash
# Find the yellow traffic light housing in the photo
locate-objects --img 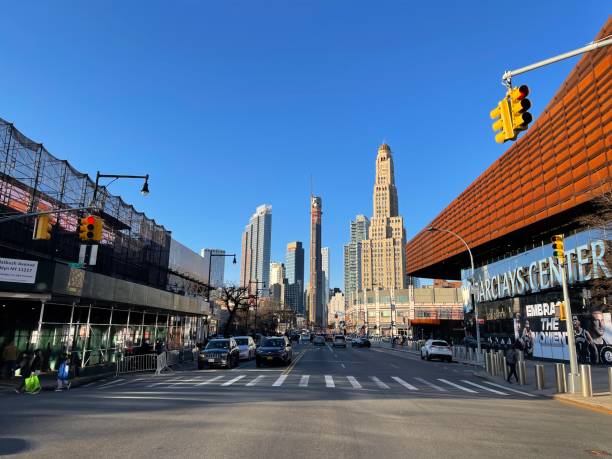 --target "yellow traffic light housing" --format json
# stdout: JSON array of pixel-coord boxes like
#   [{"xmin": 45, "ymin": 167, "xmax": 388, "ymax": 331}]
[
  {"xmin": 78, "ymin": 215, "xmax": 96, "ymax": 242},
  {"xmin": 551, "ymin": 234, "xmax": 565, "ymax": 262},
  {"xmin": 509, "ymin": 85, "xmax": 532, "ymax": 133},
  {"xmin": 92, "ymin": 217, "xmax": 104, "ymax": 242},
  {"xmin": 33, "ymin": 214, "xmax": 52, "ymax": 240},
  {"xmin": 490, "ymin": 99, "xmax": 514, "ymax": 143}
]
